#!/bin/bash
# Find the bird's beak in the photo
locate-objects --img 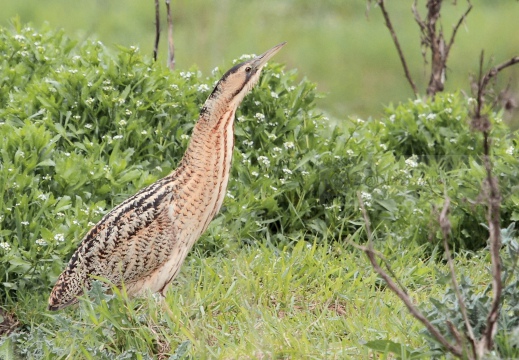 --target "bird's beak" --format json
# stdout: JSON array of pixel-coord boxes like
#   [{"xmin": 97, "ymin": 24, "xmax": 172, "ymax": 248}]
[{"xmin": 251, "ymin": 42, "xmax": 286, "ymax": 70}]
